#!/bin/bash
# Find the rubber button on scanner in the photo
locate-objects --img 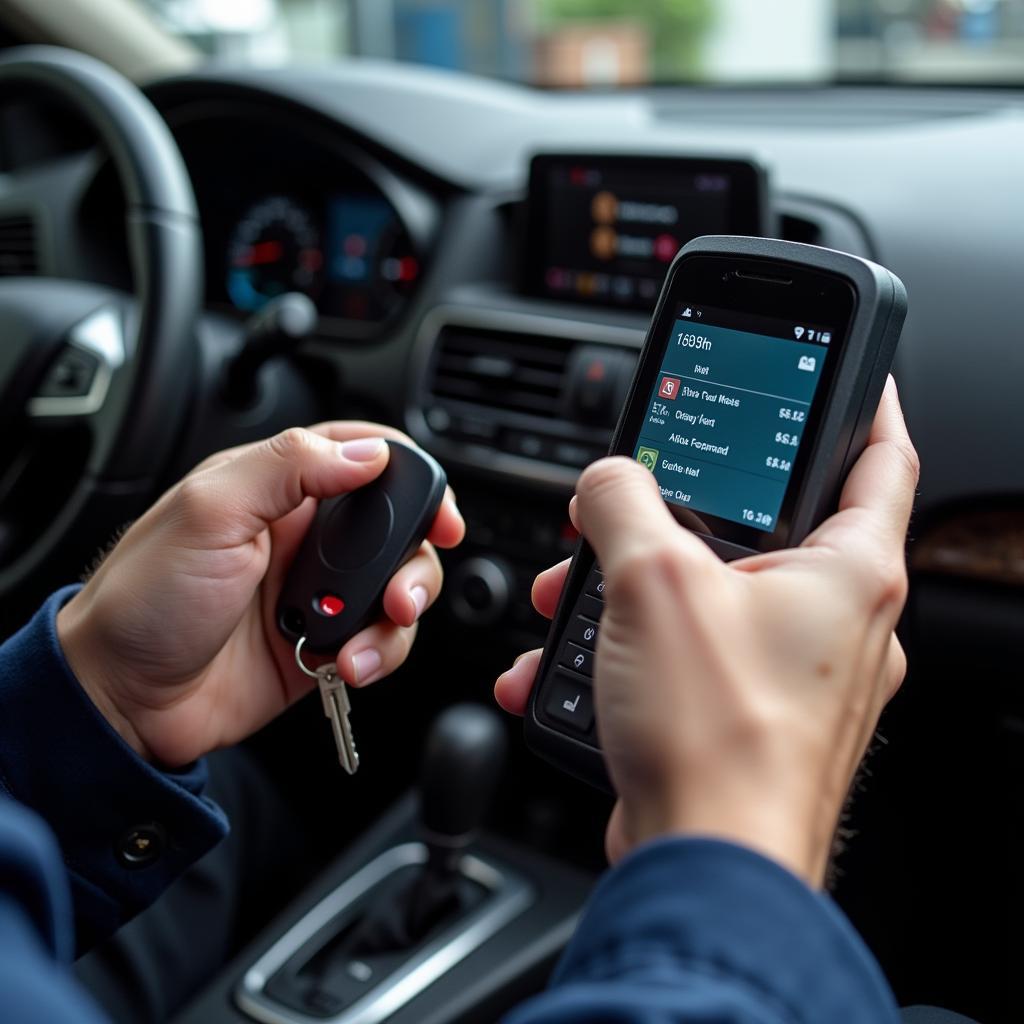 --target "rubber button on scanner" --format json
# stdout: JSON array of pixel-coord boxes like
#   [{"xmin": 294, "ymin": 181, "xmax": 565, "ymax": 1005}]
[
  {"xmin": 584, "ymin": 567, "xmax": 606, "ymax": 600},
  {"xmin": 546, "ymin": 673, "xmax": 594, "ymax": 732},
  {"xmin": 319, "ymin": 491, "xmax": 395, "ymax": 571},
  {"xmin": 559, "ymin": 641, "xmax": 594, "ymax": 677},
  {"xmin": 566, "ymin": 615, "xmax": 599, "ymax": 650}
]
